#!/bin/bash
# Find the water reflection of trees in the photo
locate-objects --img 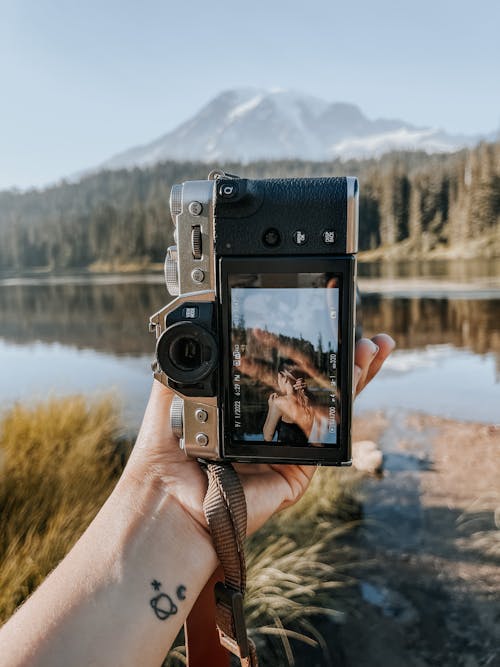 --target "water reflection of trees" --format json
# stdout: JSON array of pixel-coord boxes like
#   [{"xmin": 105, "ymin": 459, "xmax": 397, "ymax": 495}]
[
  {"xmin": 0, "ymin": 284, "xmax": 498, "ymax": 367},
  {"xmin": 0, "ymin": 282, "xmax": 166, "ymax": 355},
  {"xmin": 362, "ymin": 295, "xmax": 500, "ymax": 365}
]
